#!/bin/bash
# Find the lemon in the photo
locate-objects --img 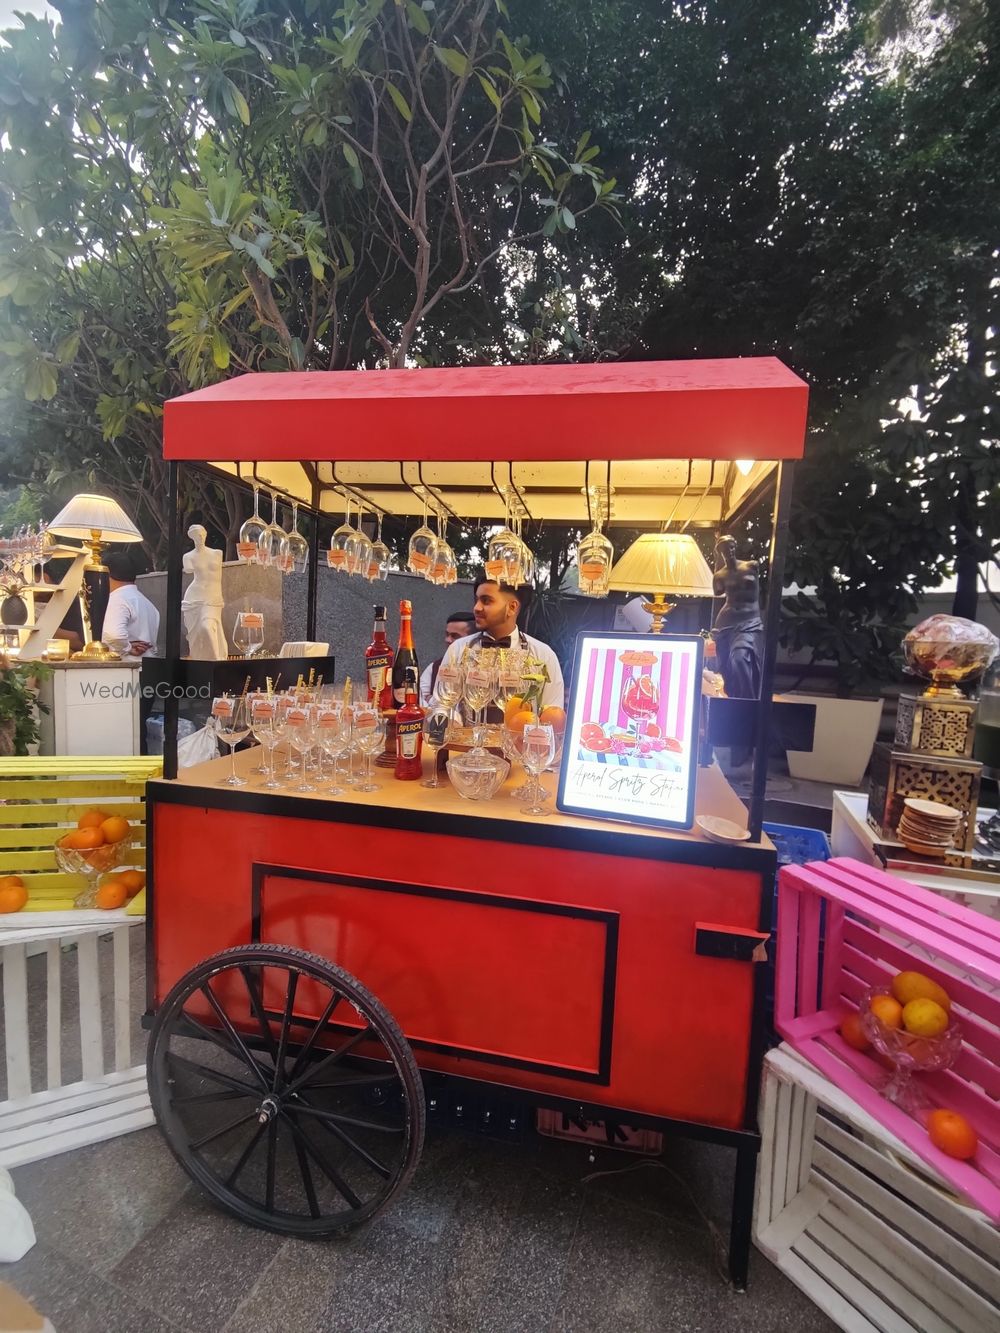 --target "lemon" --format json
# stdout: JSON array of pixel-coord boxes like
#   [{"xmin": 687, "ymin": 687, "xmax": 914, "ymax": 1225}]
[
  {"xmin": 901, "ymin": 997, "xmax": 949, "ymax": 1038},
  {"xmin": 891, "ymin": 970, "xmax": 951, "ymax": 1013}
]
